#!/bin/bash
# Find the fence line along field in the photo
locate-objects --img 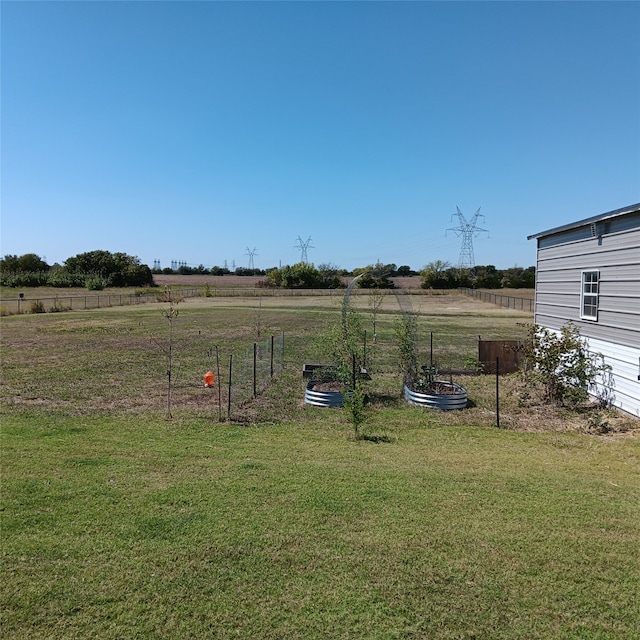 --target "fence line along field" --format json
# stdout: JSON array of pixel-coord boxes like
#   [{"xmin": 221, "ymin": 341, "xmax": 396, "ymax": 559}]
[{"xmin": 1, "ymin": 289, "xmax": 638, "ymax": 639}]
